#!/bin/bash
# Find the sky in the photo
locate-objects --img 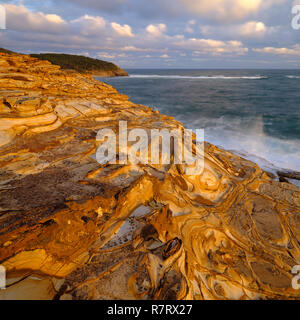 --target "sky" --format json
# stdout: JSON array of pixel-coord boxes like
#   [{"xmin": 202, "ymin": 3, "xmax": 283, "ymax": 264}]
[{"xmin": 0, "ymin": 0, "xmax": 300, "ymax": 68}]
